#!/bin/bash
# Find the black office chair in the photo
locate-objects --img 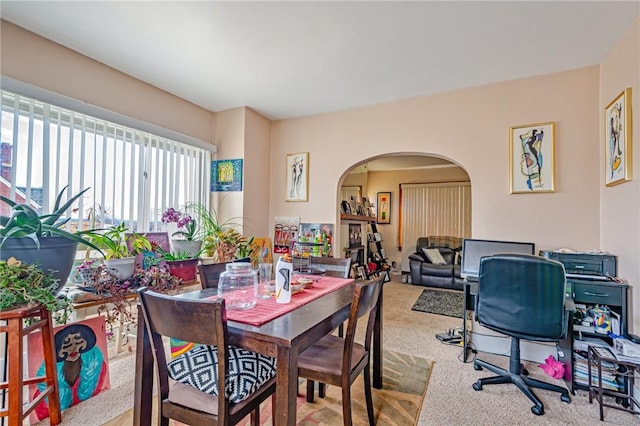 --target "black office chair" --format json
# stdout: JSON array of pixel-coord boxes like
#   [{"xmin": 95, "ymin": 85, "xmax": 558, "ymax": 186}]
[{"xmin": 472, "ymin": 254, "xmax": 571, "ymax": 416}]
